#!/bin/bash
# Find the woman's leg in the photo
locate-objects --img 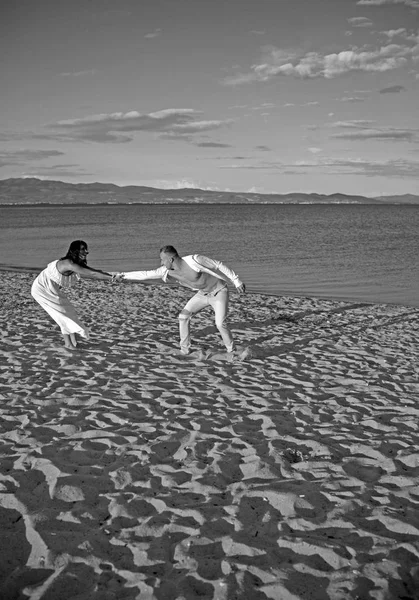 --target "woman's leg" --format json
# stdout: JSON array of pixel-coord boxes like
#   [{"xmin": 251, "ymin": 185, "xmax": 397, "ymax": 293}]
[{"xmin": 63, "ymin": 333, "xmax": 76, "ymax": 349}]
